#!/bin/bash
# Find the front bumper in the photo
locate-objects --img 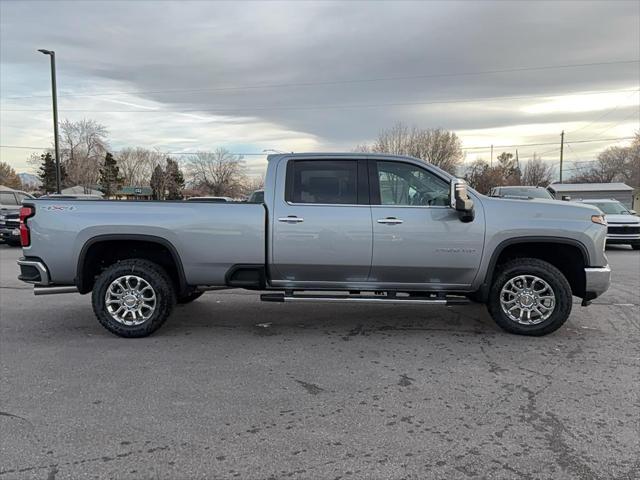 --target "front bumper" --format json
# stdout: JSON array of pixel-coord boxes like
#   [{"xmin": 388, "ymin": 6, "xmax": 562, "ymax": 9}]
[
  {"xmin": 584, "ymin": 264, "xmax": 611, "ymax": 300},
  {"xmin": 606, "ymin": 234, "xmax": 640, "ymax": 244},
  {"xmin": 0, "ymin": 226, "xmax": 19, "ymax": 241}
]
